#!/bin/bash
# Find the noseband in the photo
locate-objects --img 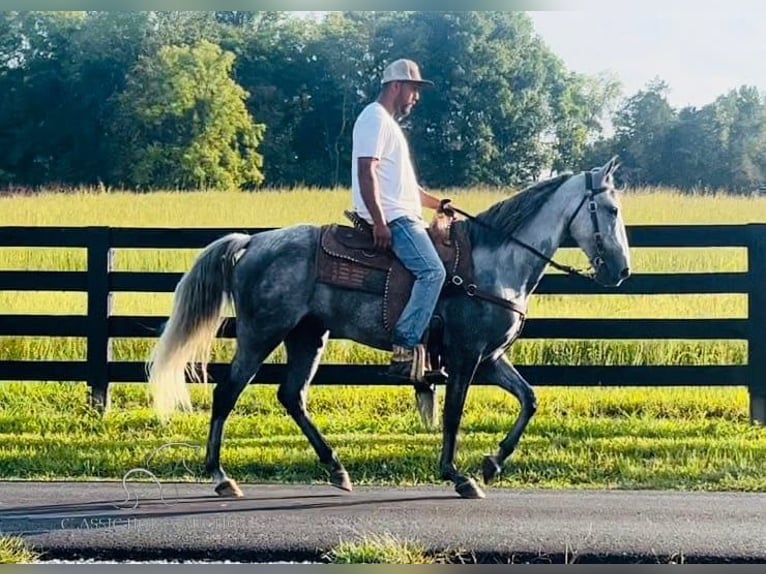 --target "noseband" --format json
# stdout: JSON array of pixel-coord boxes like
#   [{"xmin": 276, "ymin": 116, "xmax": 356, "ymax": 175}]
[{"xmin": 564, "ymin": 170, "xmax": 610, "ymax": 276}]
